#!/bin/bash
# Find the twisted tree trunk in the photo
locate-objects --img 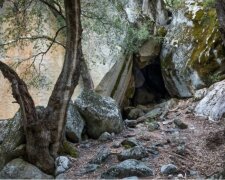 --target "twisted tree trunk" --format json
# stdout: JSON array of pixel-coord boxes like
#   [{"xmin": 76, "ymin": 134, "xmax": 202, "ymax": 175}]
[{"xmin": 0, "ymin": 0, "xmax": 82, "ymax": 174}]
